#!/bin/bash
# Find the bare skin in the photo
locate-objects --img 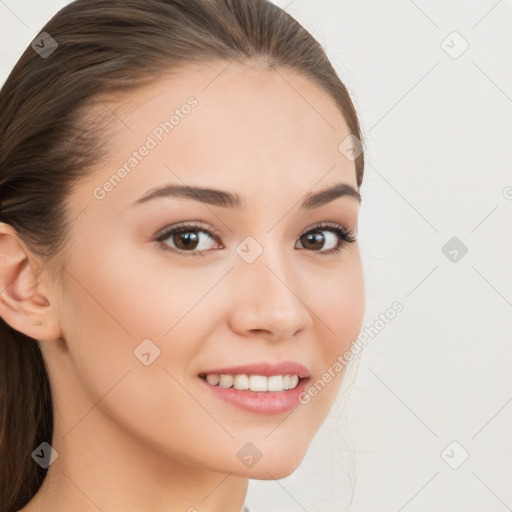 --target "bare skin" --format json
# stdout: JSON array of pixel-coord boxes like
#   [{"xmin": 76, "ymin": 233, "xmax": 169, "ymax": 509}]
[{"xmin": 0, "ymin": 60, "xmax": 365, "ymax": 512}]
